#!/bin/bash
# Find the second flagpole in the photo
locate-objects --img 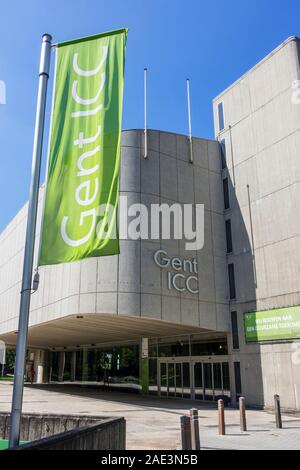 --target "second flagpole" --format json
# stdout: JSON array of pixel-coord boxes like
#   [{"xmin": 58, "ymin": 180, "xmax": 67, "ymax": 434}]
[
  {"xmin": 186, "ymin": 78, "xmax": 193, "ymax": 164},
  {"xmin": 144, "ymin": 67, "xmax": 148, "ymax": 159},
  {"xmin": 9, "ymin": 33, "xmax": 52, "ymax": 449}
]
